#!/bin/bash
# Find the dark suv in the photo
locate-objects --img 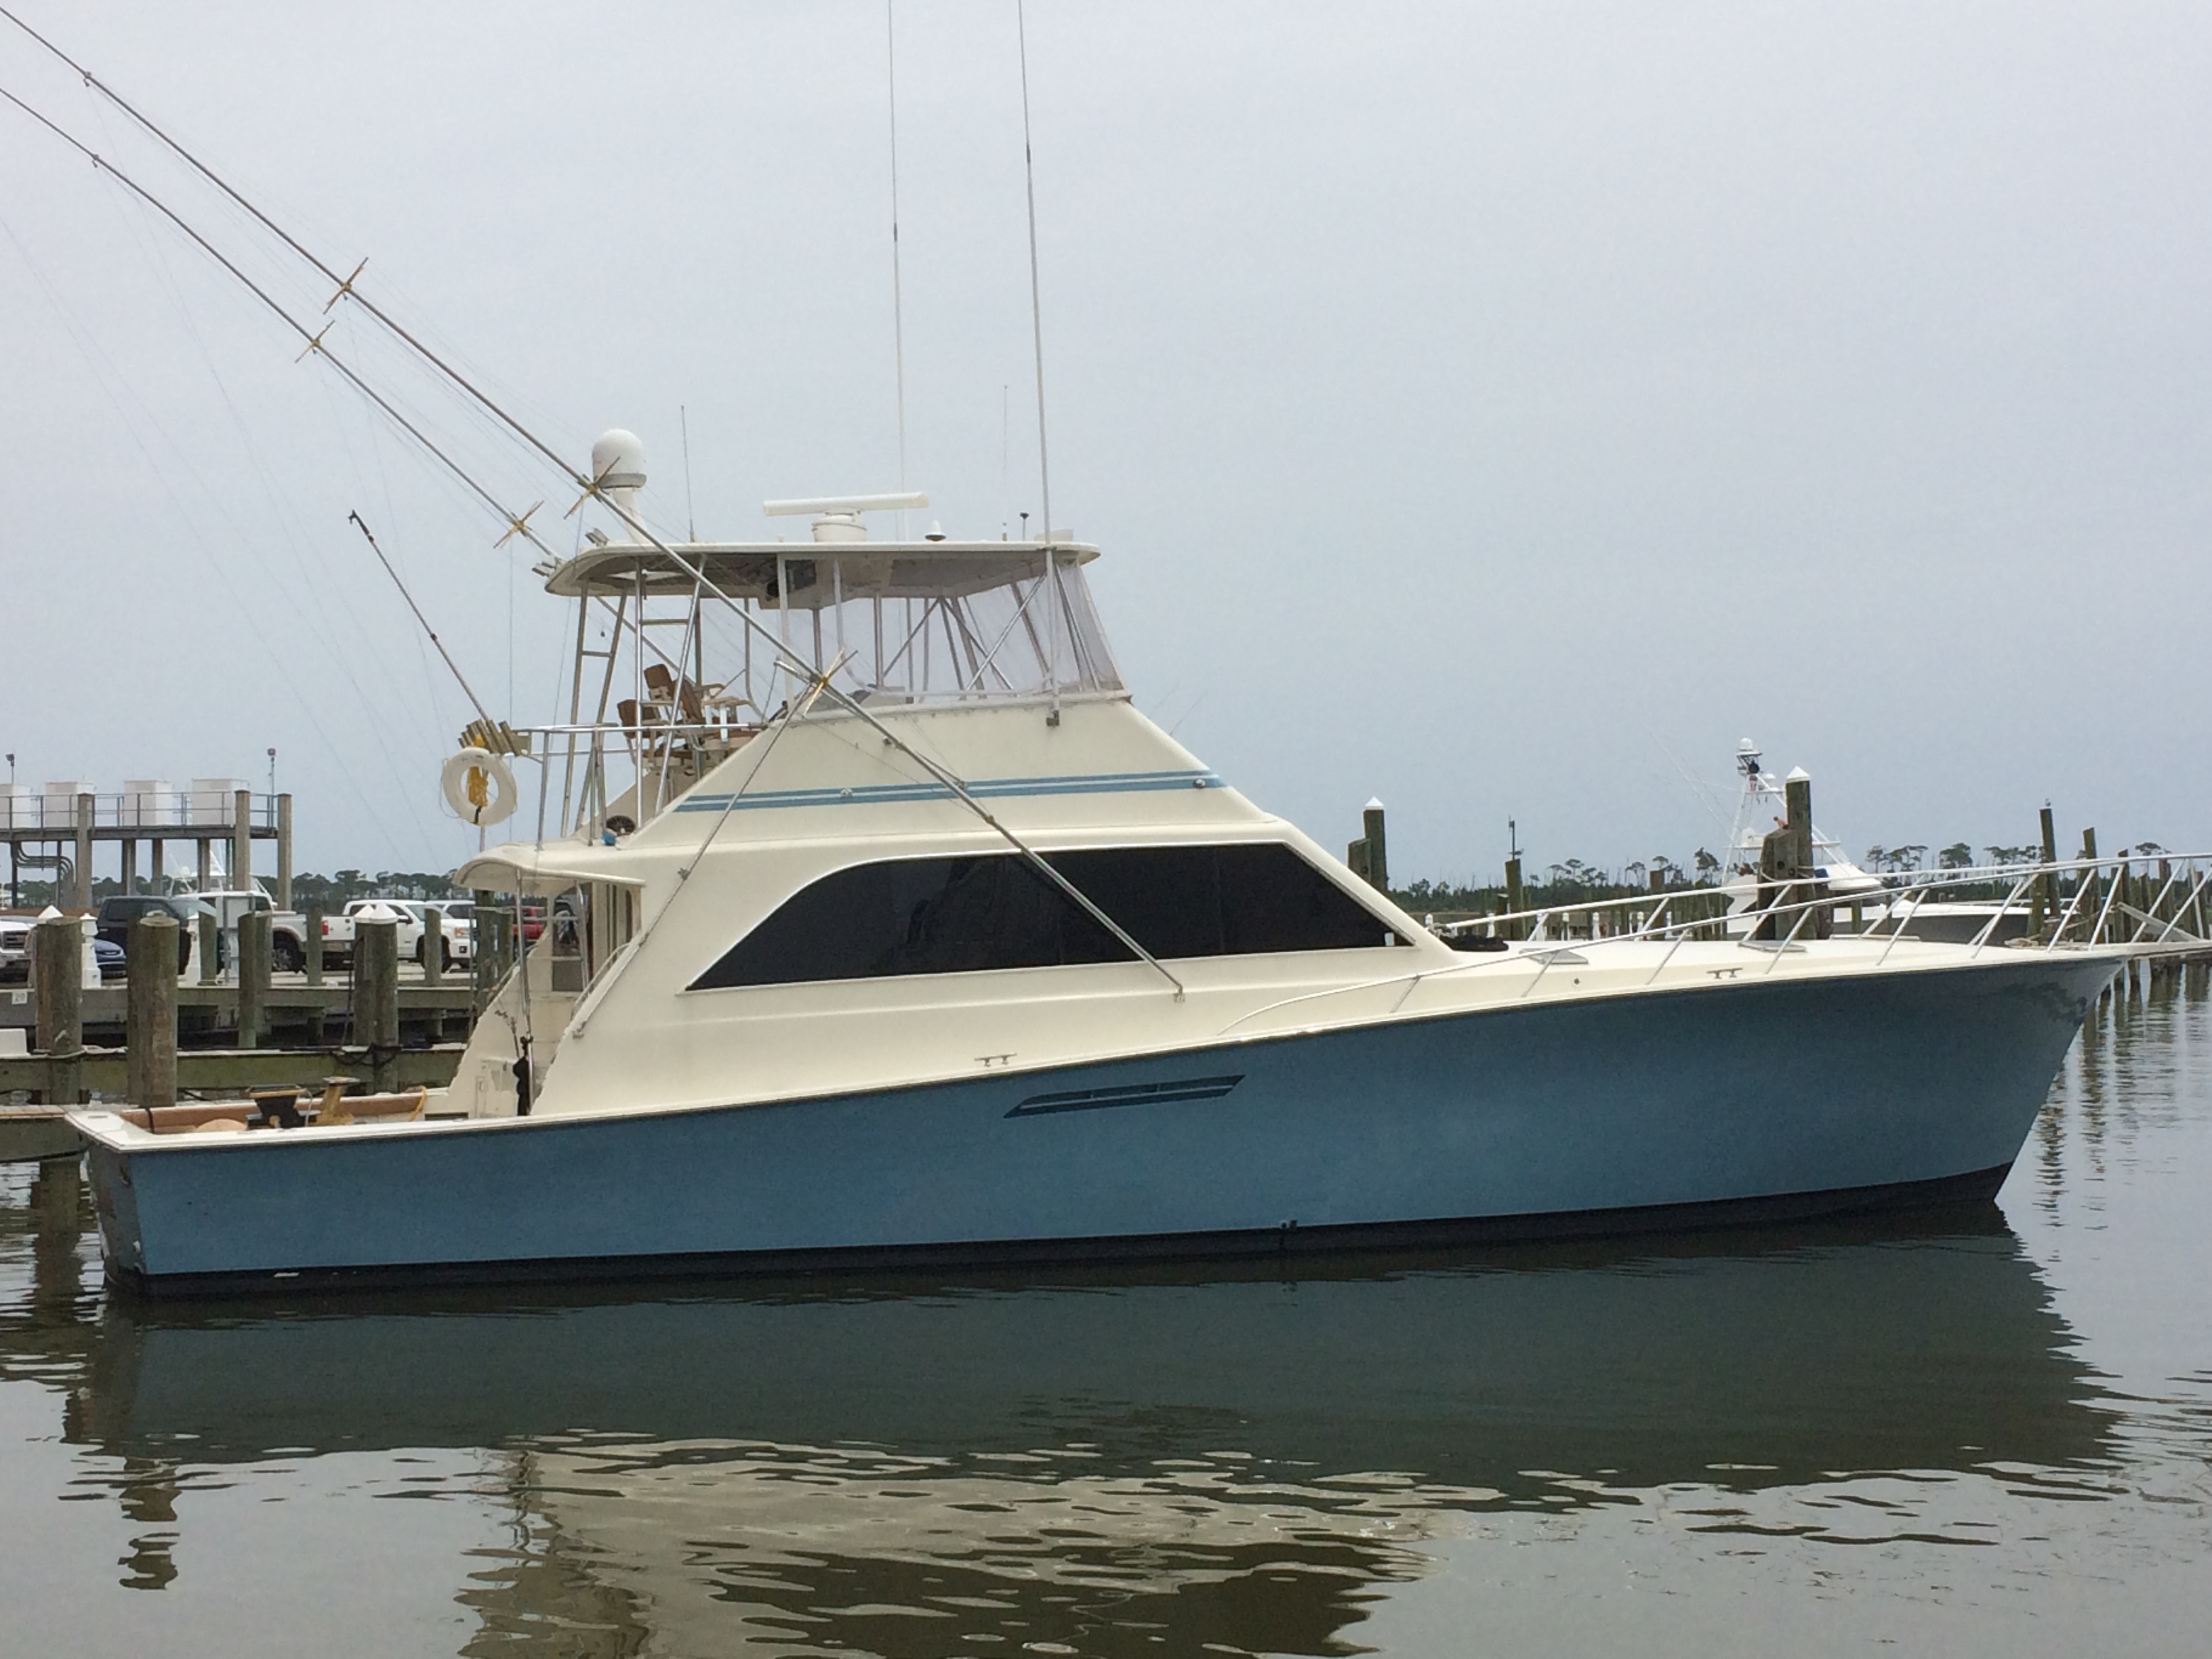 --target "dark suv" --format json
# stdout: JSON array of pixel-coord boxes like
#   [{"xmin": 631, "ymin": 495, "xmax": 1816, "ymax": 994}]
[{"xmin": 94, "ymin": 896, "xmax": 197, "ymax": 973}]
